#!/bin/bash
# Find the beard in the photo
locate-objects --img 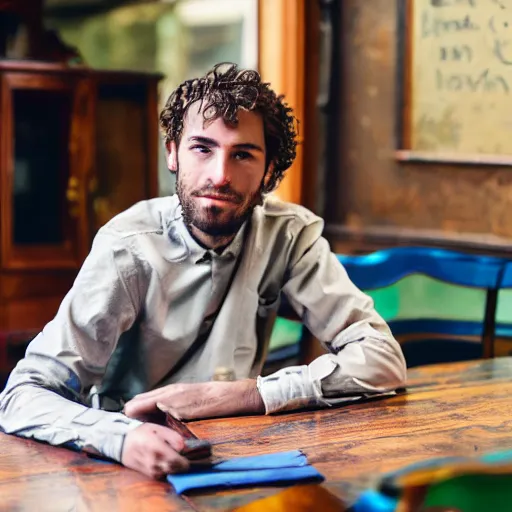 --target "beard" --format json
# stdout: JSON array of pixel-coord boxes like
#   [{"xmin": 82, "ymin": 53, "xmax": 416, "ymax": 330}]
[{"xmin": 176, "ymin": 171, "xmax": 263, "ymax": 237}]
